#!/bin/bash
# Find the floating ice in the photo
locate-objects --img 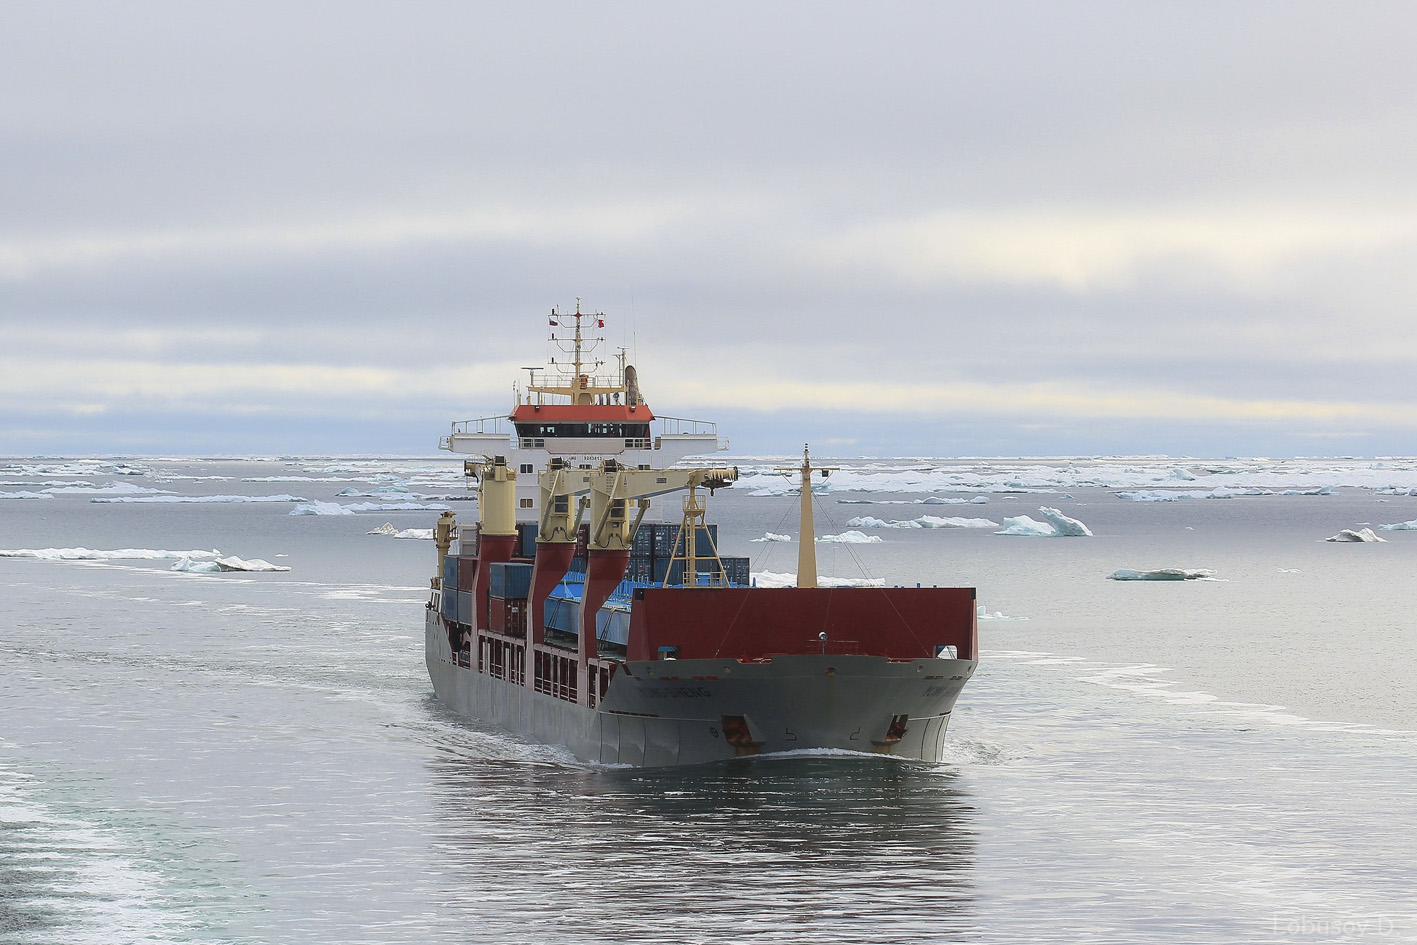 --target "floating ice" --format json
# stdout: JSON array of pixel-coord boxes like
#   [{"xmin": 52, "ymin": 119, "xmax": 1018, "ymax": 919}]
[
  {"xmin": 0, "ymin": 547, "xmax": 221, "ymax": 561},
  {"xmin": 367, "ymin": 522, "xmax": 398, "ymax": 535},
  {"xmin": 750, "ymin": 570, "xmax": 886, "ymax": 588},
  {"xmin": 995, "ymin": 515, "xmax": 1054, "ymax": 537},
  {"xmin": 170, "ymin": 555, "xmax": 291, "ymax": 573},
  {"xmin": 1109, "ymin": 568, "xmax": 1216, "ymax": 581},
  {"xmin": 847, "ymin": 514, "xmax": 999, "ymax": 529},
  {"xmin": 90, "ymin": 494, "xmax": 308, "ymax": 504},
  {"xmin": 291, "ymin": 500, "xmax": 353, "ymax": 515},
  {"xmin": 42, "ymin": 482, "xmax": 167, "ymax": 496},
  {"xmin": 1112, "ymin": 485, "xmax": 1320, "ymax": 502},
  {"xmin": 977, "ymin": 604, "xmax": 1029, "ymax": 621},
  {"xmin": 391, "ymin": 528, "xmax": 435, "ymax": 539},
  {"xmin": 1379, "ymin": 520, "xmax": 1417, "ymax": 531},
  {"xmin": 749, "ymin": 532, "xmax": 793, "ymax": 542},
  {"xmin": 1326, "ymin": 528, "xmax": 1387, "ymax": 542},
  {"xmin": 1117, "ymin": 489, "xmax": 1212, "ymax": 502},
  {"xmin": 723, "ymin": 456, "xmax": 1417, "ymax": 496},
  {"xmin": 291, "ymin": 500, "xmax": 450, "ymax": 515},
  {"xmin": 243, "ymin": 475, "xmax": 365, "ymax": 483},
  {"xmin": 335, "ymin": 485, "xmax": 419, "ymax": 499},
  {"xmin": 817, "ymin": 530, "xmax": 883, "ymax": 544},
  {"xmin": 996, "ymin": 507, "xmax": 1093, "ymax": 537},
  {"xmin": 0, "ymin": 491, "xmax": 51, "ymax": 499}
]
